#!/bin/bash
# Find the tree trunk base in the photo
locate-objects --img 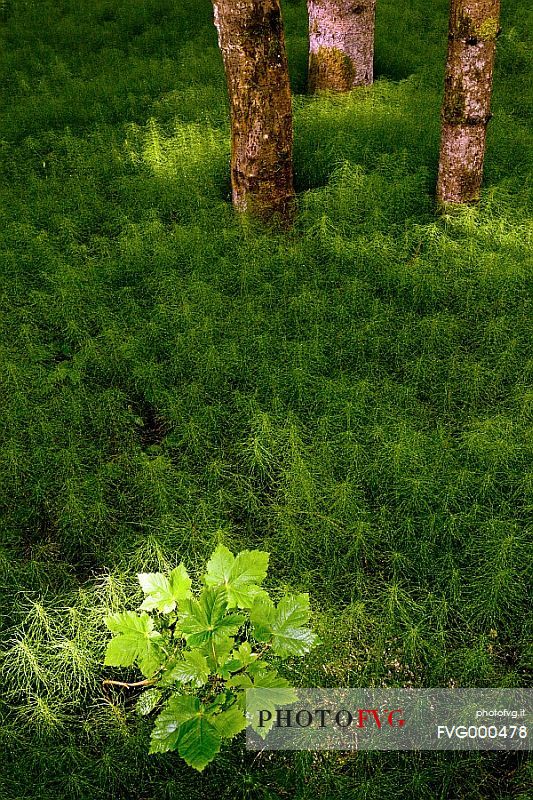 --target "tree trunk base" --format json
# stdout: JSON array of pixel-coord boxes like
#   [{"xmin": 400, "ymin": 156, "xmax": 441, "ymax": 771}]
[
  {"xmin": 437, "ymin": 122, "xmax": 488, "ymax": 205},
  {"xmin": 308, "ymin": 1, "xmax": 376, "ymax": 93},
  {"xmin": 436, "ymin": 0, "xmax": 500, "ymax": 206},
  {"xmin": 213, "ymin": 0, "xmax": 295, "ymax": 226}
]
